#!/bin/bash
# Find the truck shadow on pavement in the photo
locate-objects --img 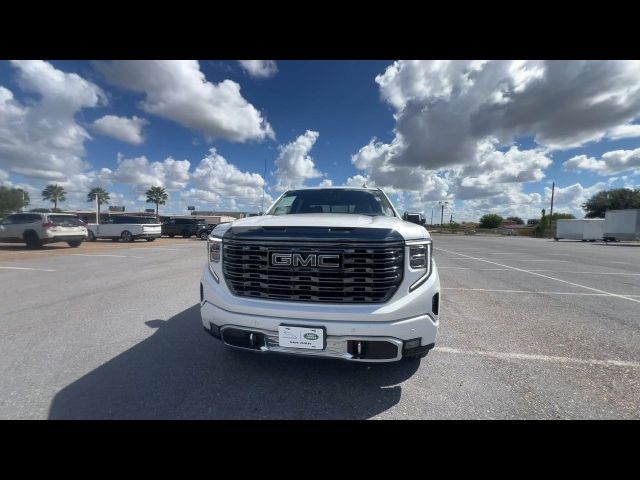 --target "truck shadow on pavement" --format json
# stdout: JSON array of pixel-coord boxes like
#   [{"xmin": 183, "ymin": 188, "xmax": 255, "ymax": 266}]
[{"xmin": 48, "ymin": 305, "xmax": 419, "ymax": 419}]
